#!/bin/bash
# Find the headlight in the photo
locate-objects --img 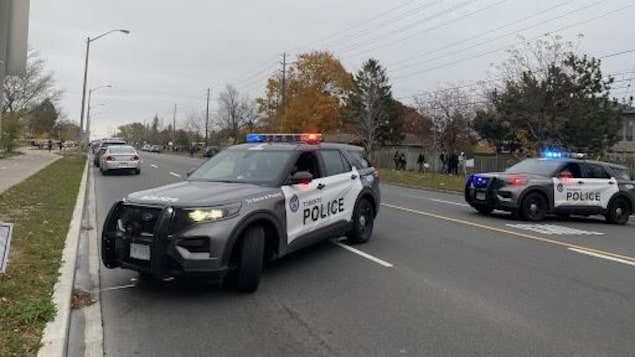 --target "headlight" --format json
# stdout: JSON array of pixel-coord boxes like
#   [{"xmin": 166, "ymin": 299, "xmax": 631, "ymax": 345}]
[{"xmin": 185, "ymin": 202, "xmax": 242, "ymax": 223}]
